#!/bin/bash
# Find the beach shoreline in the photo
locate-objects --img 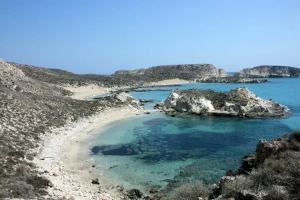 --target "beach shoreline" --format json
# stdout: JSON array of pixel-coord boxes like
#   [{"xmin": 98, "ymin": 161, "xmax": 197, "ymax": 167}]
[
  {"xmin": 63, "ymin": 78, "xmax": 192, "ymax": 100},
  {"xmin": 34, "ymin": 79, "xmax": 189, "ymax": 199},
  {"xmin": 34, "ymin": 106, "xmax": 145, "ymax": 199}
]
